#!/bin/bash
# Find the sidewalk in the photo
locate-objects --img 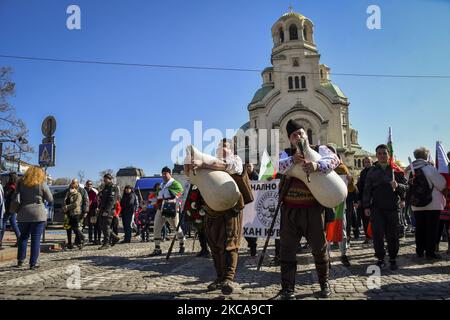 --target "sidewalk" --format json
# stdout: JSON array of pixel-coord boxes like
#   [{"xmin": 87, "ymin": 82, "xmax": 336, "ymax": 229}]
[{"xmin": 0, "ymin": 225, "xmax": 67, "ymax": 263}]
